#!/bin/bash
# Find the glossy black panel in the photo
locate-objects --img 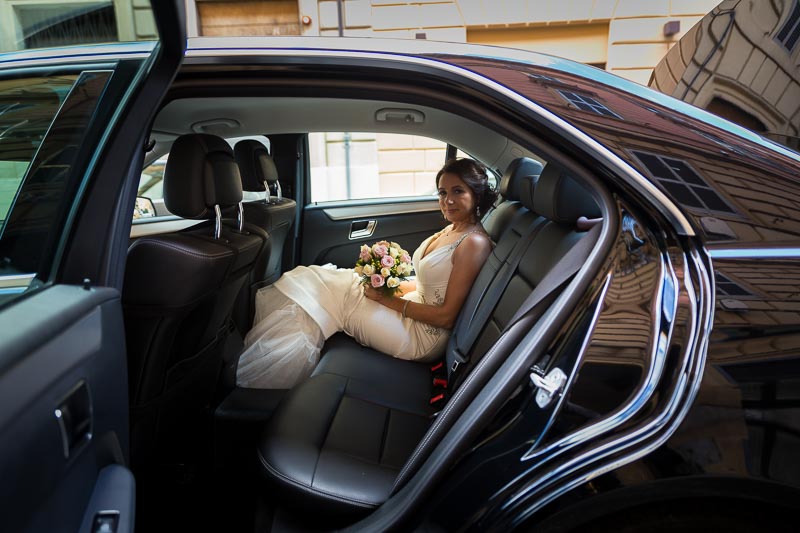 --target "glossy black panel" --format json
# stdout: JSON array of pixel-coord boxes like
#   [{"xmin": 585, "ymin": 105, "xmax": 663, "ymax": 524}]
[{"xmin": 434, "ymin": 55, "xmax": 800, "ymax": 248}]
